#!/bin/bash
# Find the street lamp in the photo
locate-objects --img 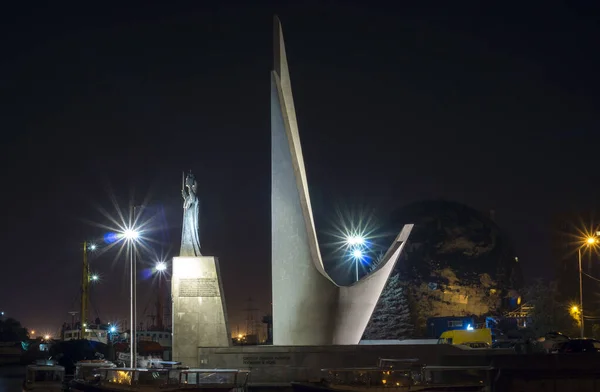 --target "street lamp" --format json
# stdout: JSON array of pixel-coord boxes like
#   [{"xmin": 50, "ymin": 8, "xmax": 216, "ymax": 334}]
[
  {"xmin": 347, "ymin": 235, "xmax": 365, "ymax": 246},
  {"xmin": 121, "ymin": 225, "xmax": 140, "ymax": 368},
  {"xmin": 571, "ymin": 305, "xmax": 579, "ymax": 313},
  {"xmin": 578, "ymin": 236, "xmax": 597, "ymax": 338},
  {"xmin": 346, "ymin": 234, "xmax": 367, "ymax": 282},
  {"xmin": 350, "ymin": 248, "xmax": 364, "ymax": 282},
  {"xmin": 154, "ymin": 261, "xmax": 168, "ymax": 331},
  {"xmin": 123, "ymin": 229, "xmax": 140, "ymax": 241}
]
